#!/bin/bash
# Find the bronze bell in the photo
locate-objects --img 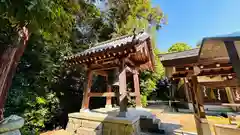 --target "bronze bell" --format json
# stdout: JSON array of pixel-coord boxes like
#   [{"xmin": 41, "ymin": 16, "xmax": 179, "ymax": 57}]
[{"xmin": 108, "ymin": 68, "xmax": 119, "ymax": 86}]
